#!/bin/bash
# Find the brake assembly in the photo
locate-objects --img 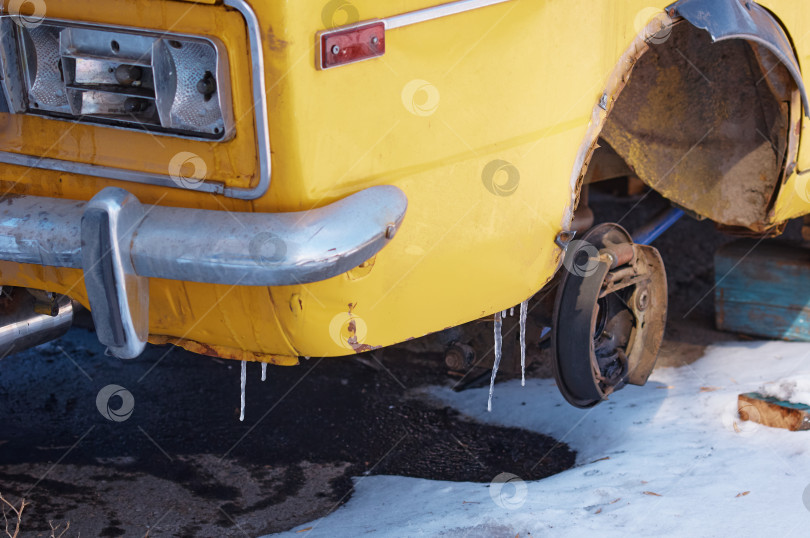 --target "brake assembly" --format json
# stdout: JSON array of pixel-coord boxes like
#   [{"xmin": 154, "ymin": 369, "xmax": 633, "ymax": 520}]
[{"xmin": 551, "ymin": 223, "xmax": 667, "ymax": 408}]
